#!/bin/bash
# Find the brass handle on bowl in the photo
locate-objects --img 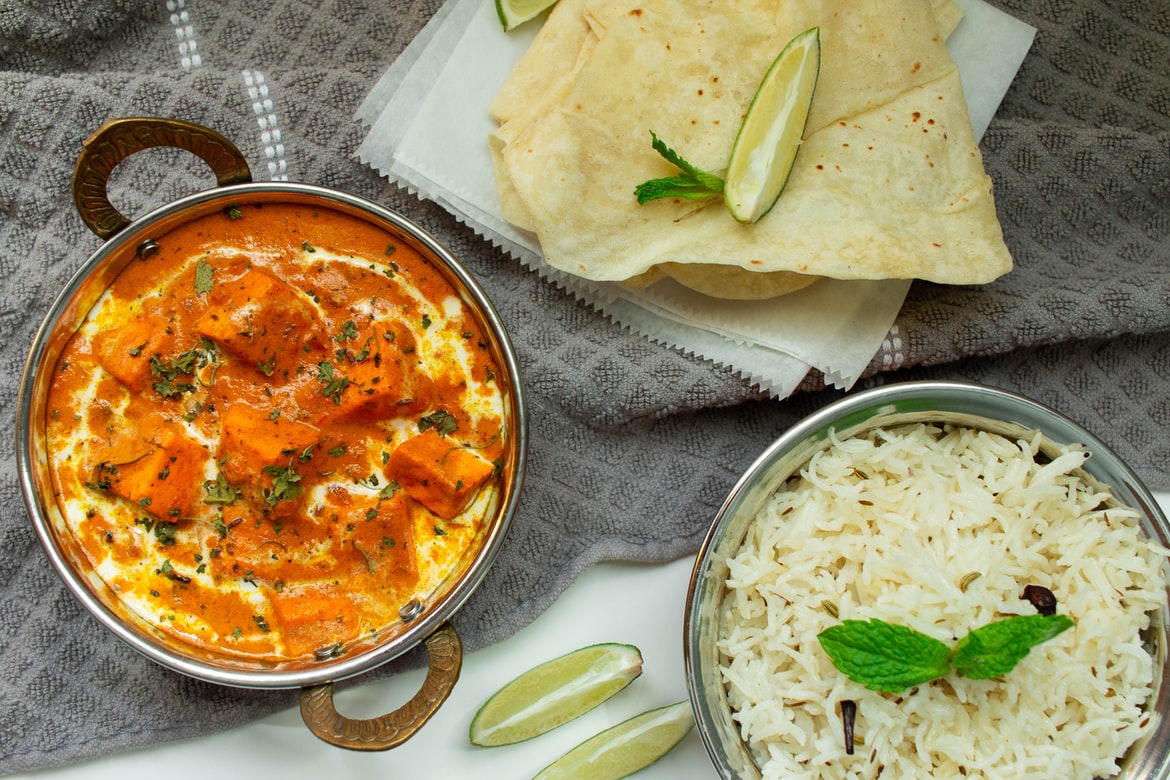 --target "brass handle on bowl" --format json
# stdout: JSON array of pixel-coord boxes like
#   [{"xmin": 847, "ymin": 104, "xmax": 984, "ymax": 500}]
[
  {"xmin": 71, "ymin": 116, "xmax": 253, "ymax": 240},
  {"xmin": 299, "ymin": 622, "xmax": 463, "ymax": 751}
]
